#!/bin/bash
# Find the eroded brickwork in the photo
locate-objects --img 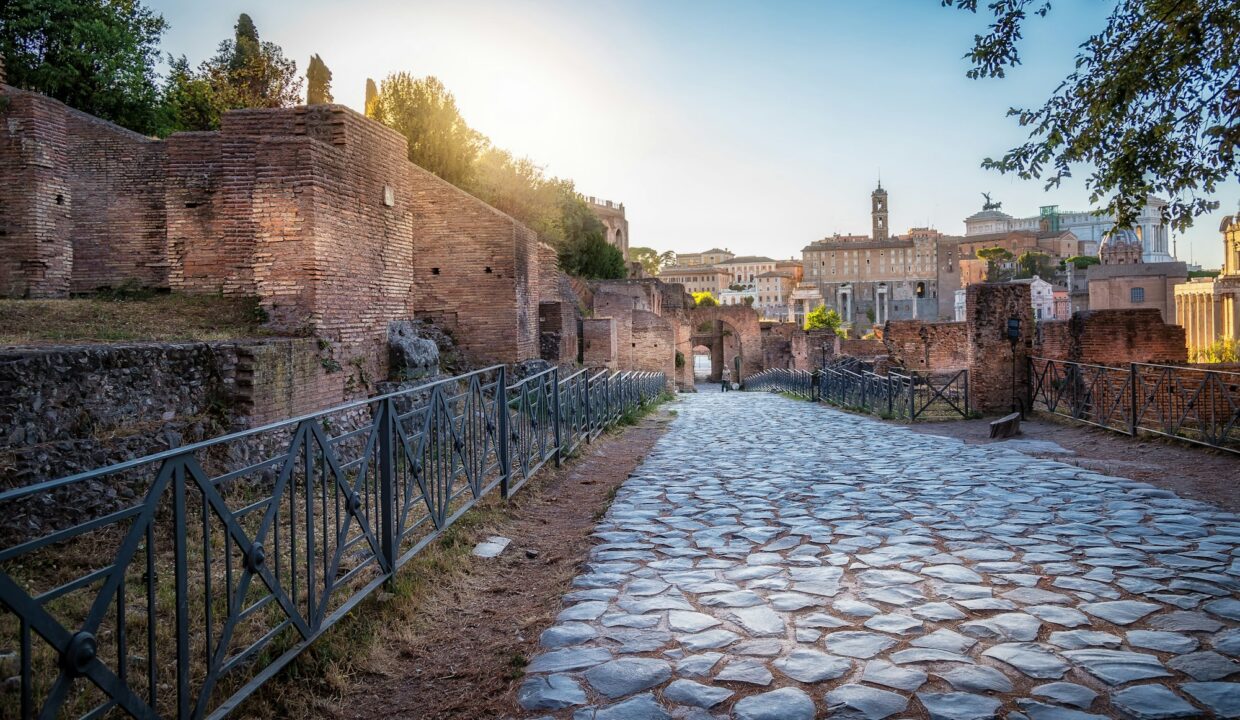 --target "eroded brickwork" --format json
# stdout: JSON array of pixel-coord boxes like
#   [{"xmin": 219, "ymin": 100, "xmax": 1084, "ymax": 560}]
[
  {"xmin": 0, "ymin": 85, "xmax": 165, "ymax": 296},
  {"xmin": 1037, "ymin": 309, "xmax": 1187, "ymax": 365},
  {"xmin": 884, "ymin": 321, "xmax": 968, "ymax": 372}
]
